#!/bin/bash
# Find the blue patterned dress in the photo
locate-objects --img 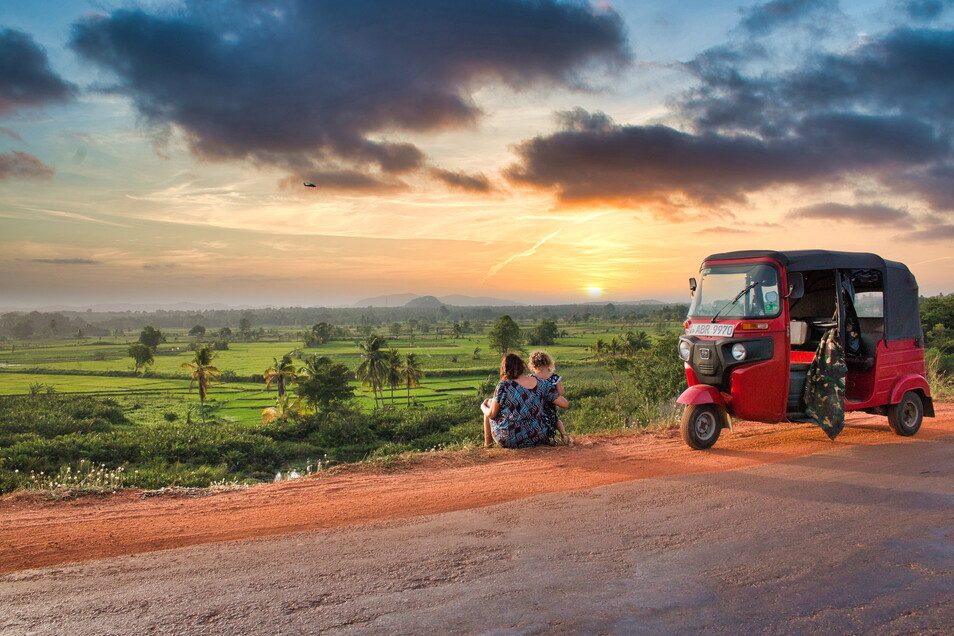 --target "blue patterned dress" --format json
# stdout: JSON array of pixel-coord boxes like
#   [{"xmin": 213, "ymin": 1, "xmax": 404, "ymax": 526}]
[
  {"xmin": 490, "ymin": 378, "xmax": 559, "ymax": 448},
  {"xmin": 536, "ymin": 373, "xmax": 562, "ymax": 439}
]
